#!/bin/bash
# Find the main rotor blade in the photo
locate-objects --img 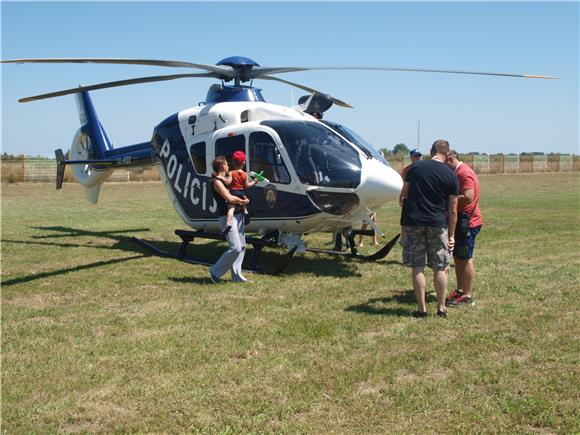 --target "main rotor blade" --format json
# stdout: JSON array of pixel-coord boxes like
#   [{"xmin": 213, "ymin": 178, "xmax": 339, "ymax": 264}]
[
  {"xmin": 1, "ymin": 58, "xmax": 234, "ymax": 78},
  {"xmin": 260, "ymin": 75, "xmax": 353, "ymax": 108},
  {"xmin": 18, "ymin": 73, "xmax": 215, "ymax": 103},
  {"xmin": 253, "ymin": 66, "xmax": 558, "ymax": 80}
]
